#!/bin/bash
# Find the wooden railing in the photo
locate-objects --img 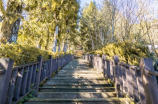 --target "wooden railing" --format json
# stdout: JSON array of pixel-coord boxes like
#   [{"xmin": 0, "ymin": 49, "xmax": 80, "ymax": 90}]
[
  {"xmin": 0, "ymin": 54, "xmax": 75, "ymax": 104},
  {"xmin": 83, "ymin": 54, "xmax": 158, "ymax": 104}
]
